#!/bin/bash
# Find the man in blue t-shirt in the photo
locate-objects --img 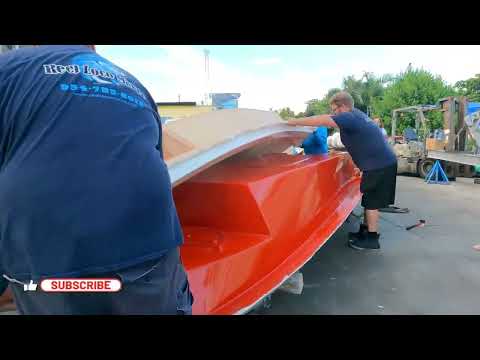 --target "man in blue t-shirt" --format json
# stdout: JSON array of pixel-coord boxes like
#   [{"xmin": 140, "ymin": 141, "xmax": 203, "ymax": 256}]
[
  {"xmin": 288, "ymin": 91, "xmax": 397, "ymax": 251},
  {"xmin": 0, "ymin": 45, "xmax": 193, "ymax": 314}
]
